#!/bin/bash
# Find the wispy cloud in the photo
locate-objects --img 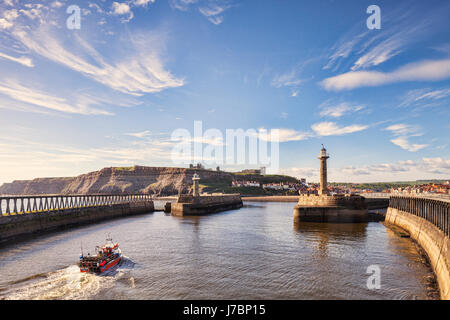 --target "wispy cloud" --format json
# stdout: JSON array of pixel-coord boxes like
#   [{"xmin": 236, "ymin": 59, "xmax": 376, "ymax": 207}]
[
  {"xmin": 351, "ymin": 17, "xmax": 430, "ymax": 71},
  {"xmin": 323, "ymin": 5, "xmax": 443, "ymax": 71},
  {"xmin": 0, "ymin": 2, "xmax": 184, "ymax": 98},
  {"xmin": 126, "ymin": 130, "xmax": 152, "ymax": 138},
  {"xmin": 281, "ymin": 157, "xmax": 450, "ymax": 182},
  {"xmin": 398, "ymin": 87, "xmax": 450, "ymax": 108},
  {"xmin": 390, "ymin": 137, "xmax": 428, "ymax": 152},
  {"xmin": 198, "ymin": 3, "xmax": 230, "ymax": 25},
  {"xmin": 323, "ymin": 30, "xmax": 368, "ymax": 71},
  {"xmin": 0, "ymin": 134, "xmax": 178, "ymax": 184},
  {"xmin": 319, "ymin": 100, "xmax": 364, "ymax": 118},
  {"xmin": 385, "ymin": 123, "xmax": 428, "ymax": 152},
  {"xmin": 0, "ymin": 79, "xmax": 141, "ymax": 115},
  {"xmin": 385, "ymin": 123, "xmax": 420, "ymax": 136},
  {"xmin": 321, "ymin": 59, "xmax": 450, "ymax": 91},
  {"xmin": 169, "ymin": 0, "xmax": 199, "ymax": 11},
  {"xmin": 10, "ymin": 25, "xmax": 184, "ymax": 96},
  {"xmin": 134, "ymin": 0, "xmax": 156, "ymax": 6},
  {"xmin": 111, "ymin": 2, "xmax": 134, "ymax": 23},
  {"xmin": 271, "ymin": 59, "xmax": 316, "ymax": 89},
  {"xmin": 271, "ymin": 128, "xmax": 311, "ymax": 142},
  {"xmin": 170, "ymin": 0, "xmax": 233, "ymax": 25},
  {"xmin": 311, "ymin": 122, "xmax": 368, "ymax": 136},
  {"xmin": 0, "ymin": 51, "xmax": 33, "ymax": 67},
  {"xmin": 271, "ymin": 70, "xmax": 303, "ymax": 88}
]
